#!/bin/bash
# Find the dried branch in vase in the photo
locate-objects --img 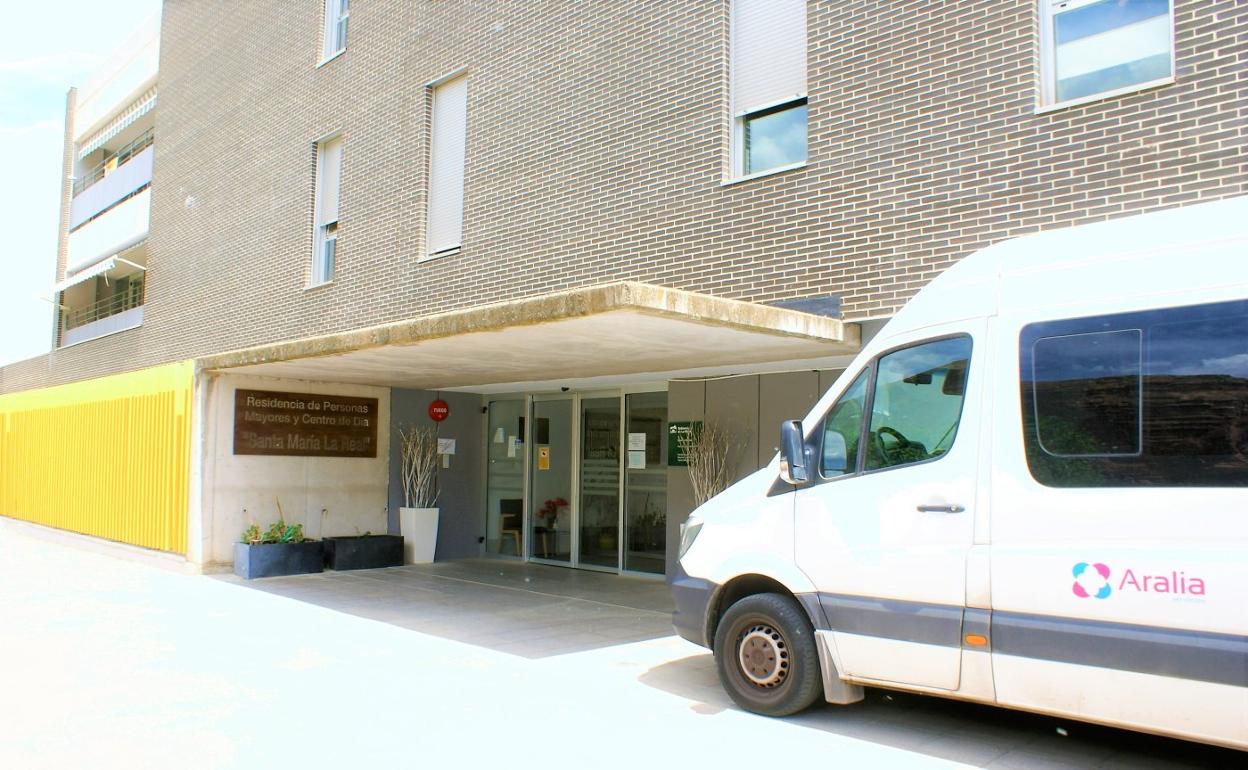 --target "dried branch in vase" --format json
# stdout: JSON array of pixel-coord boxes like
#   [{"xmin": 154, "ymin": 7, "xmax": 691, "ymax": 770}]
[
  {"xmin": 398, "ymin": 424, "xmax": 440, "ymax": 509},
  {"xmin": 679, "ymin": 419, "xmax": 743, "ymax": 508}
]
